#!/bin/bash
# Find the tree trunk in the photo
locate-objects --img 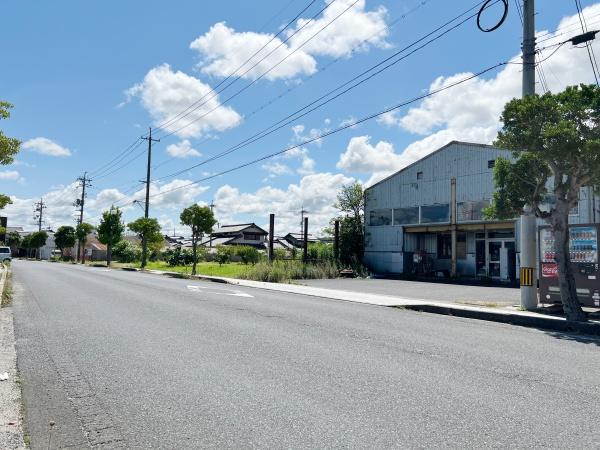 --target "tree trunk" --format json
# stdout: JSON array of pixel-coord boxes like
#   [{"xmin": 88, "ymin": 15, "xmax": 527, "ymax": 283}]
[
  {"xmin": 81, "ymin": 241, "xmax": 86, "ymax": 264},
  {"xmin": 77, "ymin": 240, "xmax": 81, "ymax": 263},
  {"xmin": 551, "ymin": 211, "xmax": 586, "ymax": 322},
  {"xmin": 192, "ymin": 237, "xmax": 197, "ymax": 276},
  {"xmin": 107, "ymin": 243, "xmax": 112, "ymax": 267}
]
